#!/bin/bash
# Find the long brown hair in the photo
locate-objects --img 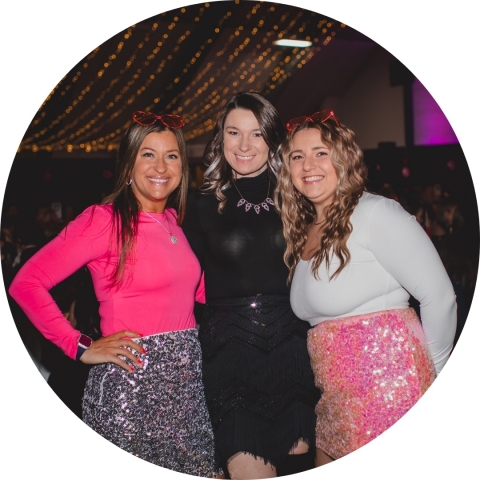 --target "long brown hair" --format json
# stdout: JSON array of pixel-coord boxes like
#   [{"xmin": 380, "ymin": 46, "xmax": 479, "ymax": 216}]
[
  {"xmin": 202, "ymin": 91, "xmax": 286, "ymax": 212},
  {"xmin": 102, "ymin": 121, "xmax": 188, "ymax": 286},
  {"xmin": 276, "ymin": 119, "xmax": 367, "ymax": 282}
]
